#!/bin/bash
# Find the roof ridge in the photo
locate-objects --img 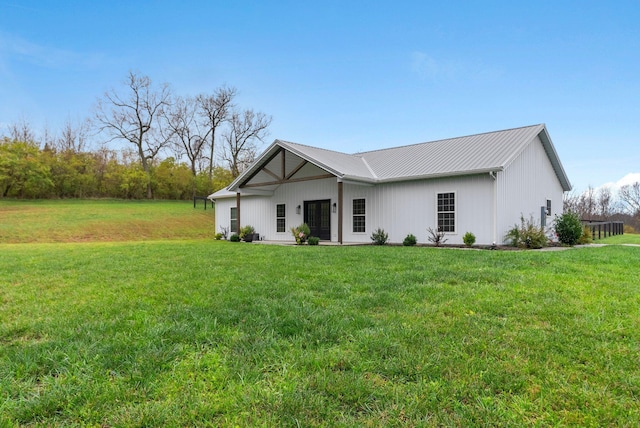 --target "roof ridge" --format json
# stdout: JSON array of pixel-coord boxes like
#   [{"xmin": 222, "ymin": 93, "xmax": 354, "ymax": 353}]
[
  {"xmin": 278, "ymin": 139, "xmax": 351, "ymax": 157},
  {"xmin": 357, "ymin": 124, "xmax": 544, "ymax": 155}
]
